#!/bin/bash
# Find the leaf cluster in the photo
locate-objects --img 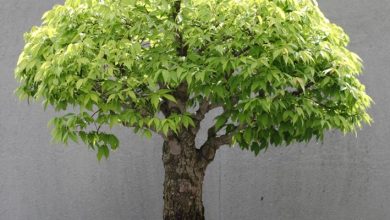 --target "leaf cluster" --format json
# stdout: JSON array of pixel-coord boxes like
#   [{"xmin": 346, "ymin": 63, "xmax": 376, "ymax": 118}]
[{"xmin": 15, "ymin": 0, "xmax": 372, "ymax": 158}]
